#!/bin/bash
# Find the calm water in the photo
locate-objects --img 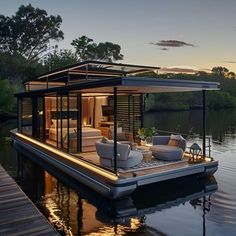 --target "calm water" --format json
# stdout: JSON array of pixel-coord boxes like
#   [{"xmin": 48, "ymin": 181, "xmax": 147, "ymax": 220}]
[{"xmin": 0, "ymin": 109, "xmax": 236, "ymax": 236}]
